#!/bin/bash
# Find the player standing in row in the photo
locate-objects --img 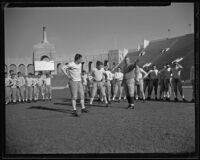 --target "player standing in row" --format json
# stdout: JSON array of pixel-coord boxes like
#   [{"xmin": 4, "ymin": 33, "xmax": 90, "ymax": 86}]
[
  {"xmin": 16, "ymin": 72, "xmax": 26, "ymax": 103},
  {"xmin": 146, "ymin": 65, "xmax": 159, "ymax": 100},
  {"xmin": 112, "ymin": 67, "xmax": 124, "ymax": 102},
  {"xmin": 104, "ymin": 66, "xmax": 113, "ymax": 104},
  {"xmin": 45, "ymin": 73, "xmax": 53, "ymax": 101},
  {"xmin": 171, "ymin": 62, "xmax": 186, "ymax": 101},
  {"xmin": 5, "ymin": 72, "xmax": 12, "ymax": 104},
  {"xmin": 134, "ymin": 64, "xmax": 148, "ymax": 102},
  {"xmin": 122, "ymin": 57, "xmax": 139, "ymax": 109},
  {"xmin": 158, "ymin": 64, "xmax": 167, "ymax": 100},
  {"xmin": 36, "ymin": 73, "xmax": 46, "ymax": 101},
  {"xmin": 32, "ymin": 74, "xmax": 38, "ymax": 102},
  {"xmin": 62, "ymin": 54, "xmax": 88, "ymax": 117},
  {"xmin": 25, "ymin": 73, "xmax": 33, "ymax": 102},
  {"xmin": 10, "ymin": 73, "xmax": 18, "ymax": 104},
  {"xmin": 89, "ymin": 61, "xmax": 109, "ymax": 107},
  {"xmin": 82, "ymin": 70, "xmax": 89, "ymax": 102}
]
